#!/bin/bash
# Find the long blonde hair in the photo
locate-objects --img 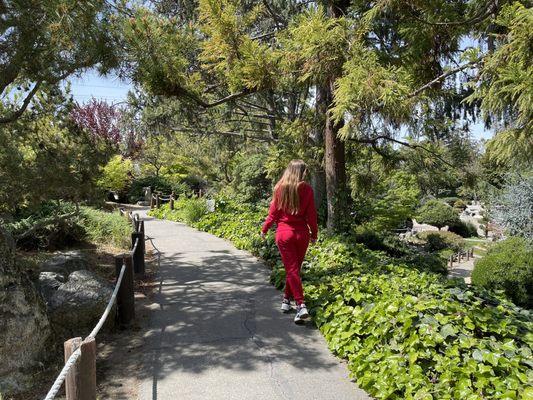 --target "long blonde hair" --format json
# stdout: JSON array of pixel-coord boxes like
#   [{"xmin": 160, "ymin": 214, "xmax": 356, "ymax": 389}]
[{"xmin": 274, "ymin": 160, "xmax": 308, "ymax": 214}]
